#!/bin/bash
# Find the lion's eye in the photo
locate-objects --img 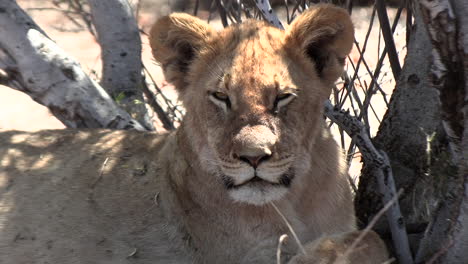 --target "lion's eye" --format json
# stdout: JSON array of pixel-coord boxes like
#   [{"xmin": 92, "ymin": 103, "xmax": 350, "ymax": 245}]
[
  {"xmin": 209, "ymin": 91, "xmax": 231, "ymax": 112},
  {"xmin": 274, "ymin": 93, "xmax": 296, "ymax": 113},
  {"xmin": 212, "ymin": 91, "xmax": 229, "ymax": 101}
]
